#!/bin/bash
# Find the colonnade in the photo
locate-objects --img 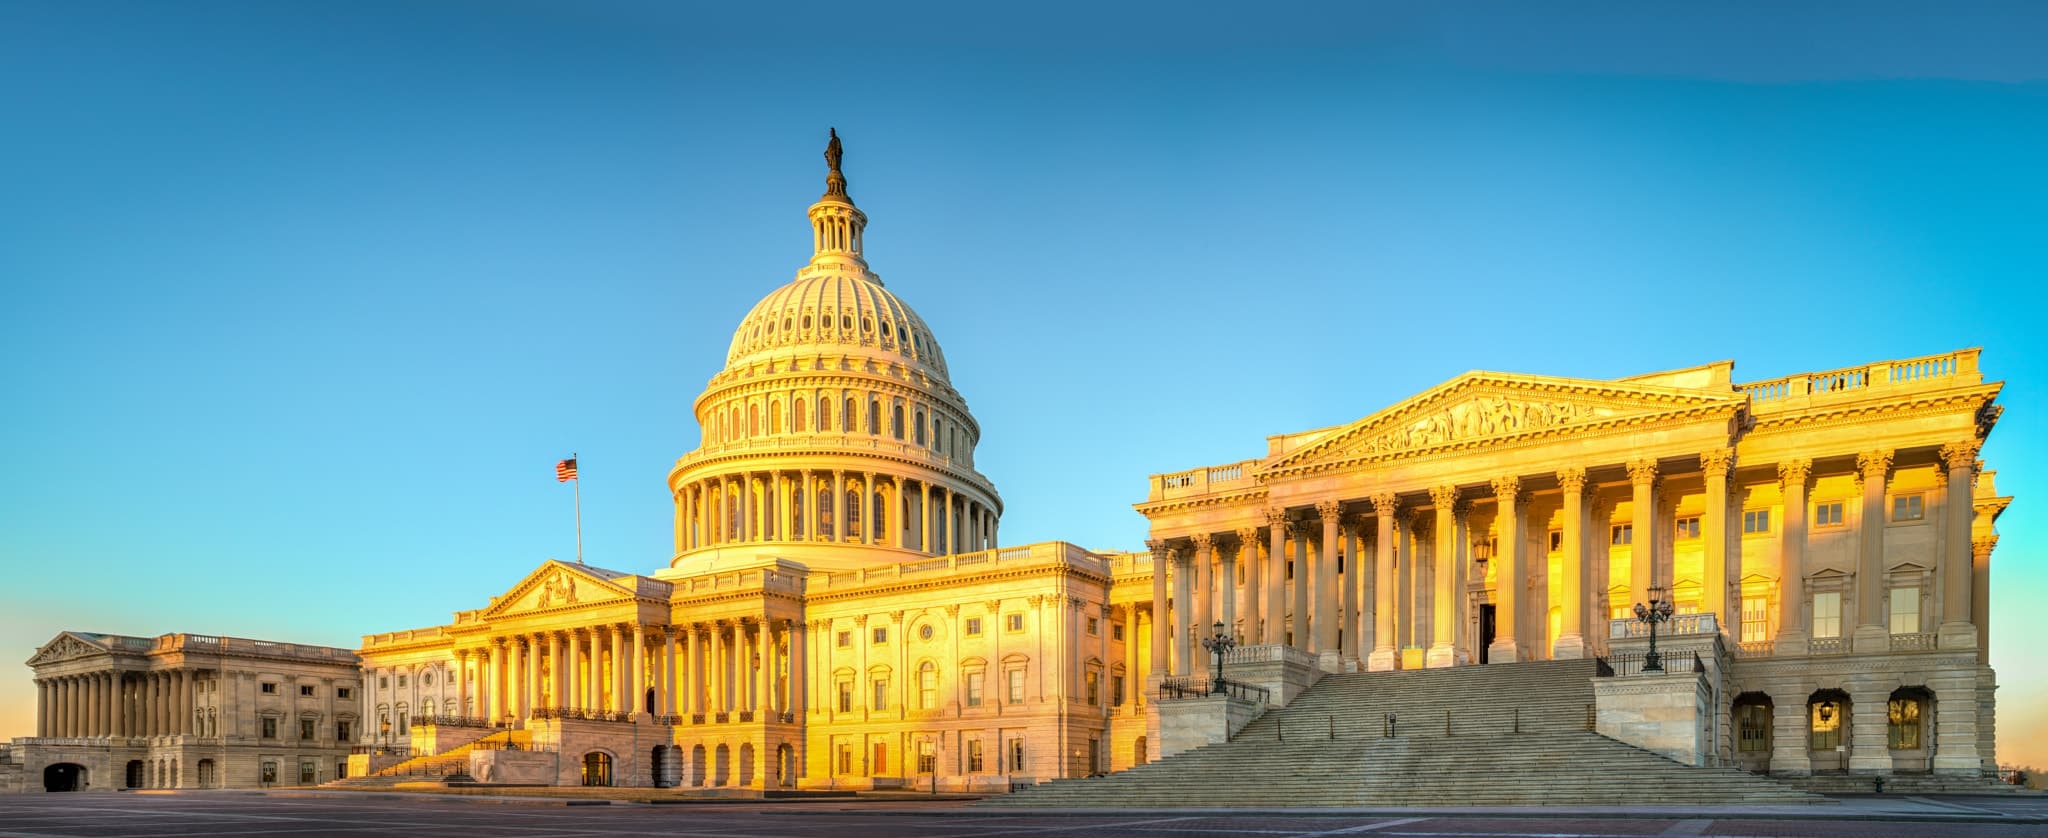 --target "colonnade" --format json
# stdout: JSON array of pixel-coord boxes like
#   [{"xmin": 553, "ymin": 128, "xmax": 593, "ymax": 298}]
[
  {"xmin": 457, "ymin": 620, "xmax": 809, "ymax": 724},
  {"xmin": 36, "ymin": 669, "xmax": 202, "ymax": 739},
  {"xmin": 1147, "ymin": 441, "xmax": 1988, "ymax": 674},
  {"xmin": 678, "ymin": 470, "xmax": 996, "ymax": 557}
]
